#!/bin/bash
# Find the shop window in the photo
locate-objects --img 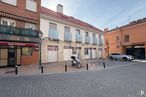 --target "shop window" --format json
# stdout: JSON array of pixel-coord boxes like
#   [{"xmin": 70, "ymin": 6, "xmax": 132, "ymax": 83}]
[
  {"xmin": 84, "ymin": 48, "xmax": 89, "ymax": 55},
  {"xmin": 22, "ymin": 47, "xmax": 33, "ymax": 56}
]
